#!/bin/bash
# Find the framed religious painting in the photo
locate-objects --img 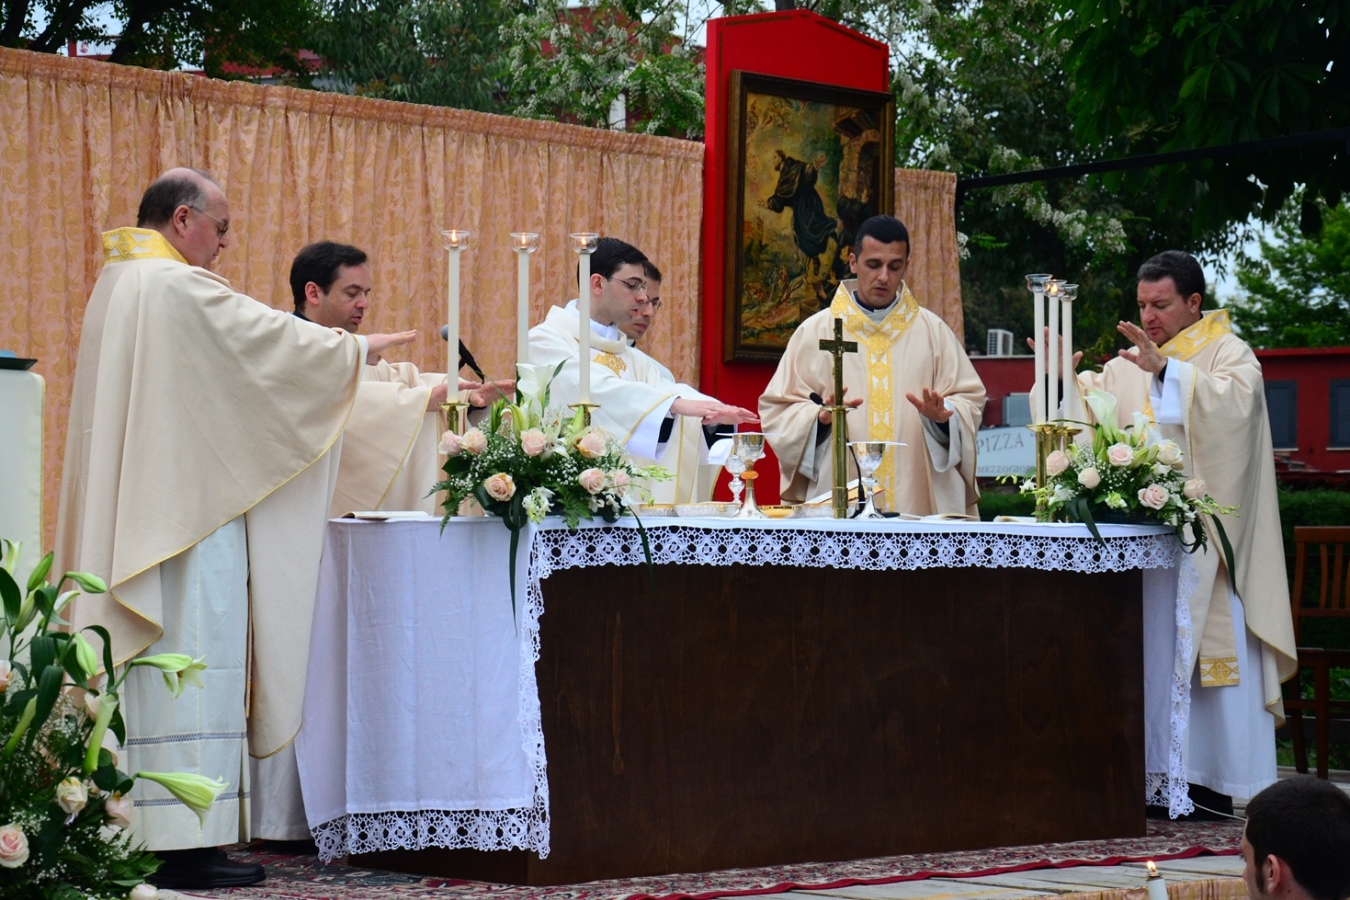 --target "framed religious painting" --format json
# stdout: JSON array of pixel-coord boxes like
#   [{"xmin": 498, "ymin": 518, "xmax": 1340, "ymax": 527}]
[{"xmin": 723, "ymin": 71, "xmax": 895, "ymax": 362}]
